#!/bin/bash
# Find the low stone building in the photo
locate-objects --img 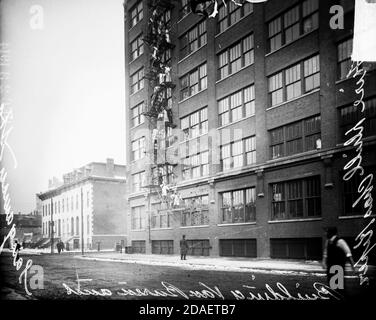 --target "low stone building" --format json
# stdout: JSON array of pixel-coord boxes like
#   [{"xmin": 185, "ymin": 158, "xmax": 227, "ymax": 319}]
[{"xmin": 37, "ymin": 159, "xmax": 127, "ymax": 250}]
